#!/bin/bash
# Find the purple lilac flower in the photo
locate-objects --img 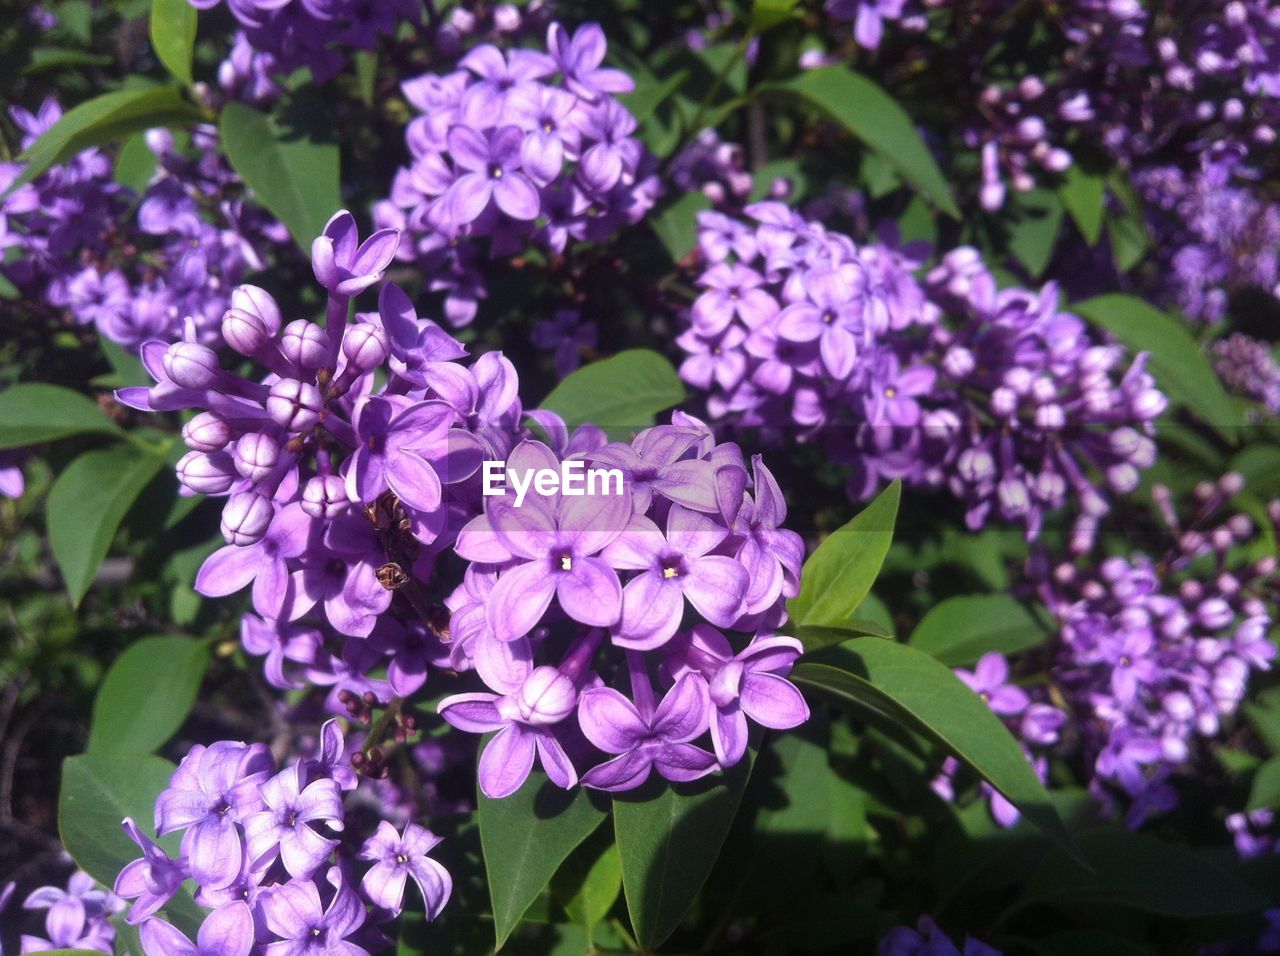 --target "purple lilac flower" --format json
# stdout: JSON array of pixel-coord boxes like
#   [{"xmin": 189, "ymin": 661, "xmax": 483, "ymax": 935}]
[
  {"xmin": 0, "ymin": 451, "xmax": 26, "ymax": 500},
  {"xmin": 356, "ymin": 822, "xmax": 451, "ymax": 918},
  {"xmin": 1032, "ymin": 476, "xmax": 1280, "ymax": 825},
  {"xmin": 374, "ymin": 21, "xmax": 657, "ymax": 327}
]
